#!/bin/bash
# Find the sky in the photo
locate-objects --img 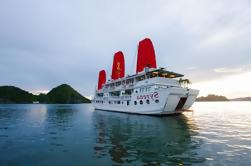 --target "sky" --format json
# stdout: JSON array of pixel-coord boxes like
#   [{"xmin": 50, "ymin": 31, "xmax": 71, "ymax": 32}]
[{"xmin": 0, "ymin": 0, "xmax": 251, "ymax": 98}]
